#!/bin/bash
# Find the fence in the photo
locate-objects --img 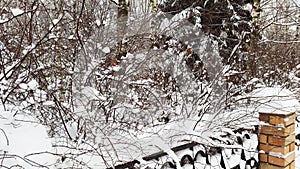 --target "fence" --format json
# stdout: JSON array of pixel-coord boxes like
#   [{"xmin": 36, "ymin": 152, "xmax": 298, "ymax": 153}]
[
  {"xmin": 108, "ymin": 127, "xmax": 260, "ymax": 169},
  {"xmin": 108, "ymin": 88, "xmax": 299, "ymax": 169}
]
